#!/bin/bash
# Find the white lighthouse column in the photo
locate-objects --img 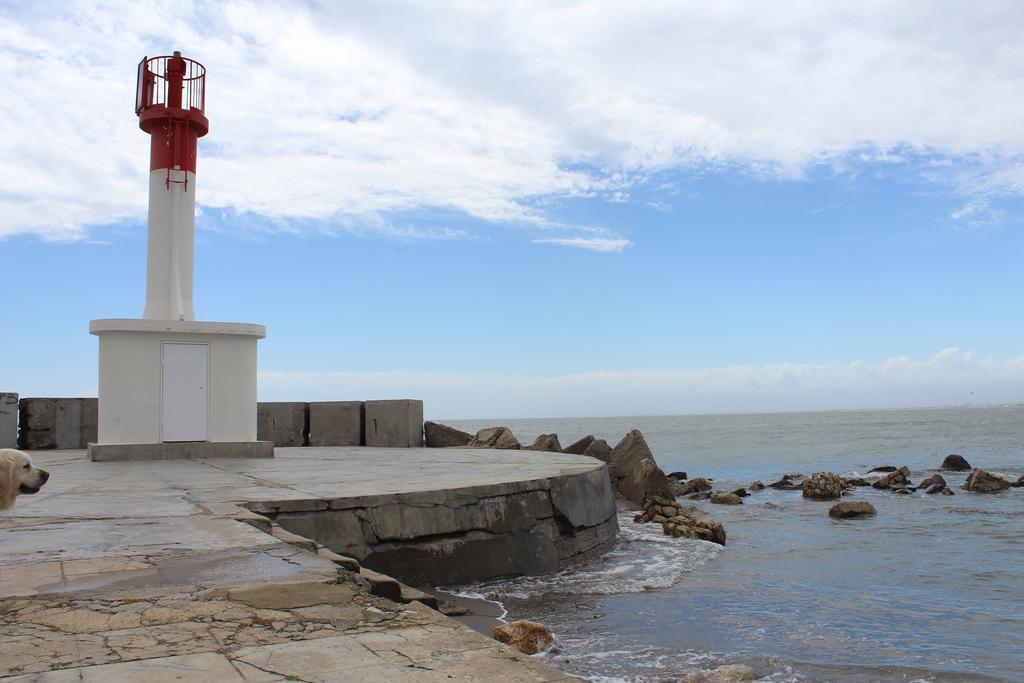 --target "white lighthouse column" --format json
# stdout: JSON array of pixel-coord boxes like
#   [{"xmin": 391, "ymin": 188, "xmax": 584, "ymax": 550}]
[{"xmin": 143, "ymin": 170, "xmax": 196, "ymax": 321}]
